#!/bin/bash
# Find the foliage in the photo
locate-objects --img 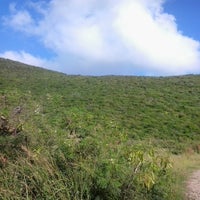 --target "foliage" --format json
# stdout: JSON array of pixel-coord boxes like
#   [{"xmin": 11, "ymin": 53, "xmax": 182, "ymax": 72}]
[{"xmin": 0, "ymin": 58, "xmax": 200, "ymax": 199}]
